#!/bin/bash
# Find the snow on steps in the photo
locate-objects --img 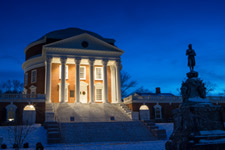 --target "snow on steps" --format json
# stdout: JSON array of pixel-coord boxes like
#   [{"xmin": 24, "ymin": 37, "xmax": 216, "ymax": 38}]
[
  {"xmin": 44, "ymin": 122, "xmax": 61, "ymax": 144},
  {"xmin": 117, "ymin": 103, "xmax": 139, "ymax": 120},
  {"xmin": 60, "ymin": 121, "xmax": 157, "ymax": 143},
  {"xmin": 45, "ymin": 102, "xmax": 56, "ymax": 122},
  {"xmin": 143, "ymin": 120, "xmax": 167, "ymax": 140}
]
